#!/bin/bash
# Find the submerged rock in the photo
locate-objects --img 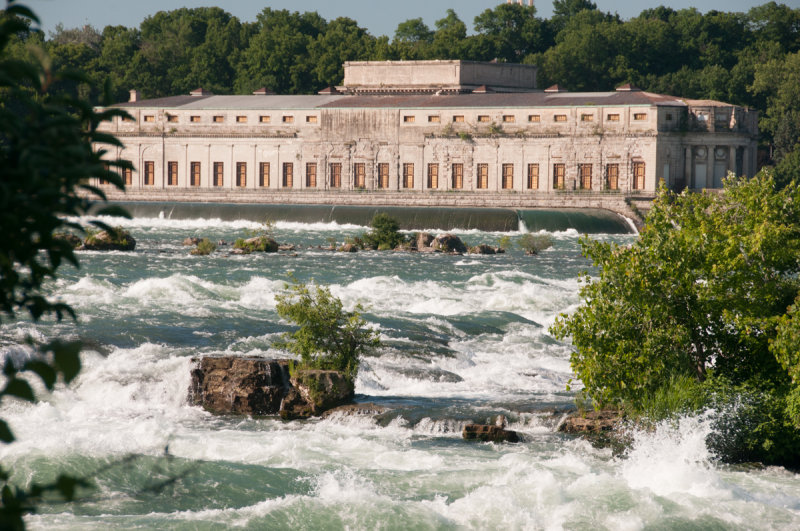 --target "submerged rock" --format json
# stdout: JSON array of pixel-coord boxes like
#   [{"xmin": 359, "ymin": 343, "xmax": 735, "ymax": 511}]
[
  {"xmin": 321, "ymin": 403, "xmax": 388, "ymax": 419},
  {"xmin": 462, "ymin": 423, "xmax": 520, "ymax": 443},
  {"xmin": 81, "ymin": 228, "xmax": 136, "ymax": 251}
]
